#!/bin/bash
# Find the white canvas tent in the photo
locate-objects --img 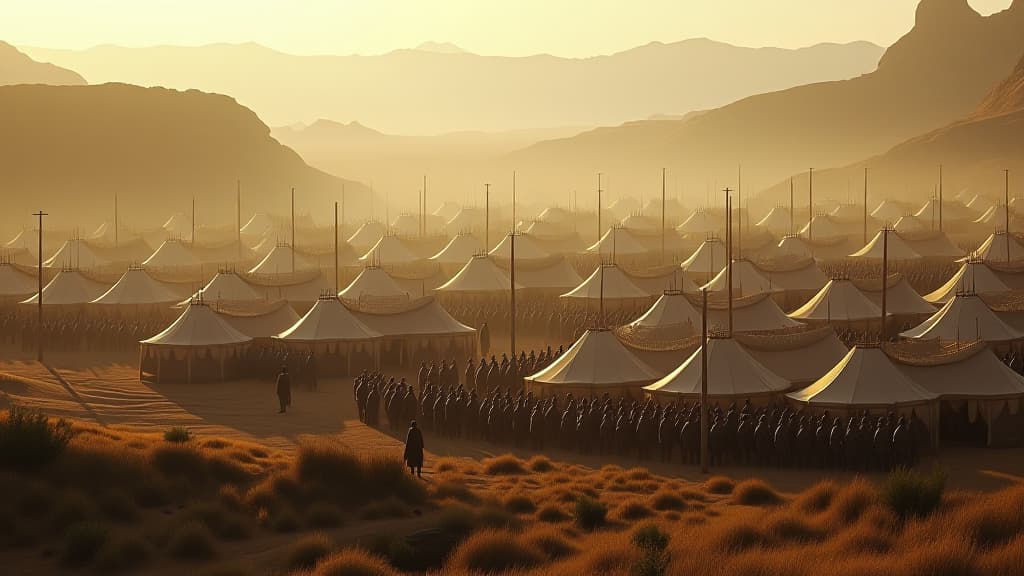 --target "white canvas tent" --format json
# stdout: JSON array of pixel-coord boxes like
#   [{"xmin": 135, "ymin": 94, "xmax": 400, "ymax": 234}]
[
  {"xmin": 629, "ymin": 291, "xmax": 701, "ymax": 333},
  {"xmin": 849, "ymin": 231, "xmax": 922, "ymax": 260},
  {"xmin": 139, "ymin": 301, "xmax": 252, "ymax": 383},
  {"xmin": 965, "ymin": 232, "xmax": 1024, "ymax": 263},
  {"xmin": 756, "ymin": 206, "xmax": 793, "ymax": 233},
  {"xmin": 488, "ymin": 233, "xmax": 550, "ymax": 261},
  {"xmin": 0, "ymin": 263, "xmax": 38, "ymax": 301},
  {"xmin": 925, "ymin": 260, "xmax": 1010, "ymax": 304},
  {"xmin": 702, "ymin": 259, "xmax": 780, "ymax": 297},
  {"xmin": 143, "ymin": 239, "xmax": 201, "ymax": 269},
  {"xmin": 277, "ymin": 296, "xmax": 381, "ymax": 343},
  {"xmin": 900, "ymin": 294, "xmax": 1024, "ymax": 343},
  {"xmin": 798, "ymin": 214, "xmax": 845, "ymax": 240},
  {"xmin": 789, "ymin": 279, "xmax": 881, "ymax": 322},
  {"xmin": 92, "ymin": 267, "xmax": 183, "ymax": 306},
  {"xmin": 192, "ymin": 271, "xmax": 263, "ymax": 305},
  {"xmin": 858, "ymin": 276, "xmax": 936, "ymax": 316},
  {"xmin": 508, "ymin": 257, "xmax": 583, "ymax": 292},
  {"xmin": 21, "ymin": 270, "xmax": 109, "ymax": 305},
  {"xmin": 347, "ymin": 221, "xmax": 387, "ymax": 251},
  {"xmin": 644, "ymin": 337, "xmax": 791, "ymax": 400},
  {"xmin": 526, "ymin": 329, "xmax": 660, "ymax": 396},
  {"xmin": 587, "ymin": 227, "xmax": 650, "ymax": 258},
  {"xmin": 707, "ymin": 294, "xmax": 802, "ymax": 333},
  {"xmin": 436, "ymin": 255, "xmax": 519, "ymax": 294},
  {"xmin": 561, "ymin": 264, "xmax": 650, "ymax": 301},
  {"xmin": 359, "ymin": 235, "xmax": 421, "ymax": 266},
  {"xmin": 679, "ymin": 238, "xmax": 727, "ymax": 276},
  {"xmin": 250, "ymin": 244, "xmax": 319, "ymax": 275},
  {"xmin": 44, "ymin": 239, "xmax": 113, "ymax": 269},
  {"xmin": 429, "ymin": 233, "xmax": 484, "ymax": 265},
  {"xmin": 339, "ymin": 267, "xmax": 409, "ymax": 303},
  {"xmin": 788, "ymin": 346, "xmax": 937, "ymax": 409},
  {"xmin": 676, "ymin": 210, "xmax": 722, "ymax": 236}
]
